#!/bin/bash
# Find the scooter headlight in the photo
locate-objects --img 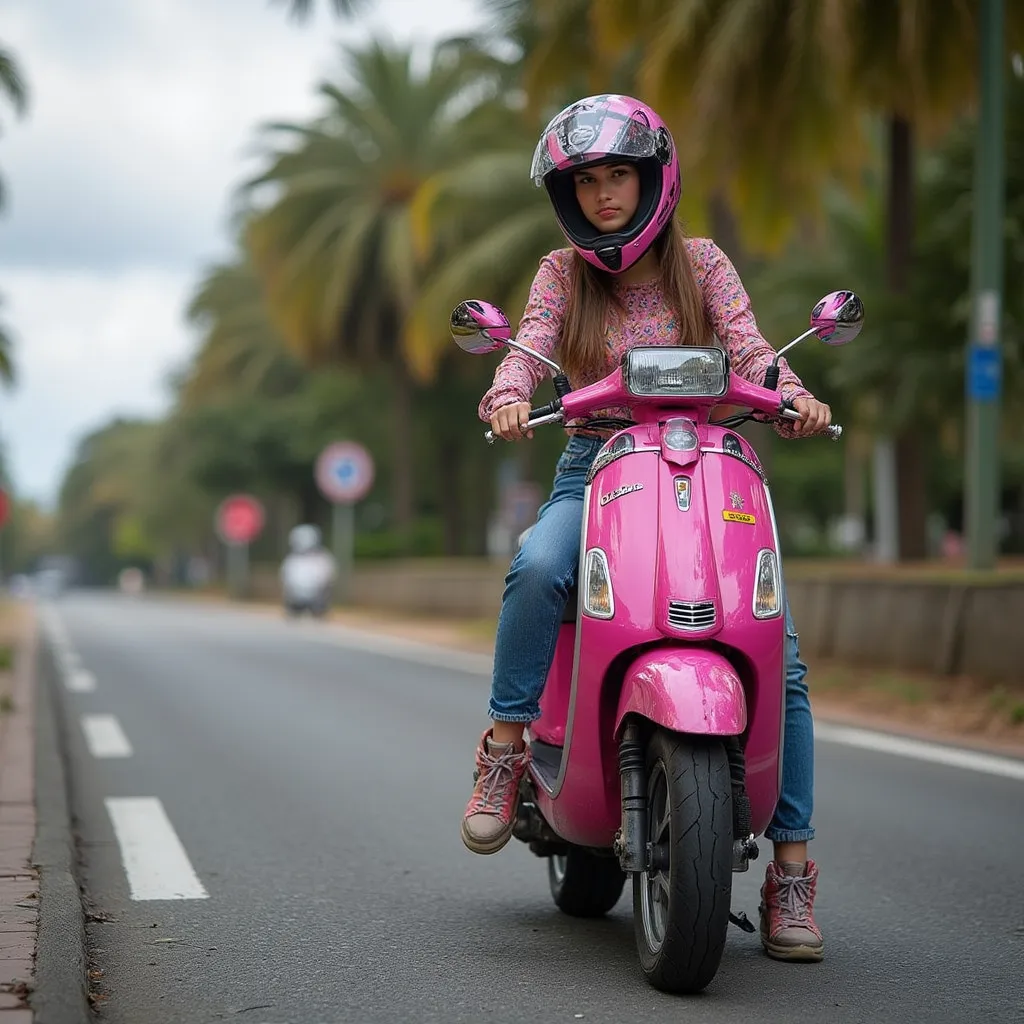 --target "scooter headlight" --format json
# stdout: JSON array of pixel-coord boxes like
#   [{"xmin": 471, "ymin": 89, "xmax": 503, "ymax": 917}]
[
  {"xmin": 582, "ymin": 547, "xmax": 614, "ymax": 619},
  {"xmin": 753, "ymin": 549, "xmax": 782, "ymax": 619},
  {"xmin": 624, "ymin": 347, "xmax": 729, "ymax": 398}
]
